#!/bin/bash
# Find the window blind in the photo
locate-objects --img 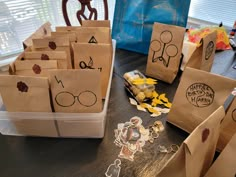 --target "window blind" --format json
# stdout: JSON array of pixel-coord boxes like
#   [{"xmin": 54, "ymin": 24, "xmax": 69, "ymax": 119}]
[
  {"xmin": 189, "ymin": 0, "xmax": 236, "ymax": 28},
  {"xmin": 0, "ymin": 0, "xmax": 115, "ymax": 59}
]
